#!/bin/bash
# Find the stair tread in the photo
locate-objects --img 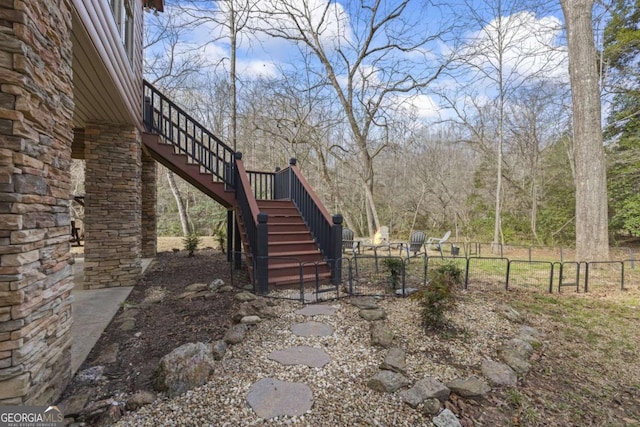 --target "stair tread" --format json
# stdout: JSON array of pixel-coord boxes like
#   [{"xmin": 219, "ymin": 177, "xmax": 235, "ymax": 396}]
[{"xmin": 268, "ymin": 261, "xmax": 328, "ymax": 269}]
